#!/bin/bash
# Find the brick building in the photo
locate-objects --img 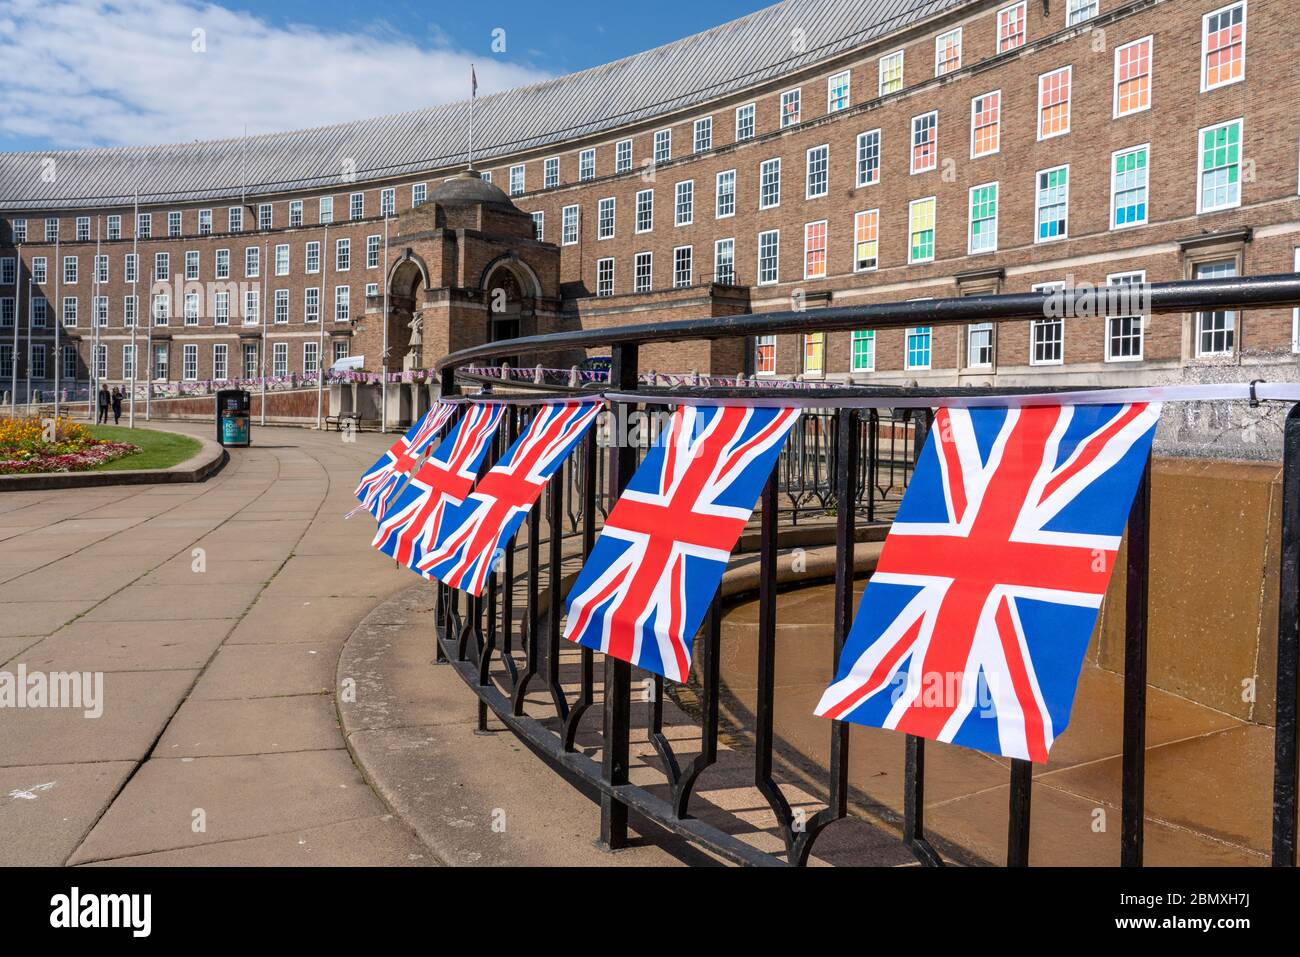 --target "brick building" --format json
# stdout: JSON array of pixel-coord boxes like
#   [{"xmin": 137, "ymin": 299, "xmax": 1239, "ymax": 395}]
[{"xmin": 0, "ymin": 0, "xmax": 1297, "ymax": 398}]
